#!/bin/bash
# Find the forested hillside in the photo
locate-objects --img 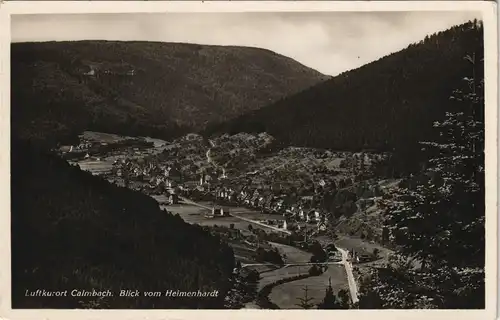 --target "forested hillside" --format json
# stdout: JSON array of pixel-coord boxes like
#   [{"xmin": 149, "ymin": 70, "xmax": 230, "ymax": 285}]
[
  {"xmin": 11, "ymin": 139, "xmax": 236, "ymax": 308},
  {"xmin": 358, "ymin": 38, "xmax": 485, "ymax": 308},
  {"xmin": 206, "ymin": 21, "xmax": 483, "ymax": 156},
  {"xmin": 11, "ymin": 41, "xmax": 328, "ymax": 146}
]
